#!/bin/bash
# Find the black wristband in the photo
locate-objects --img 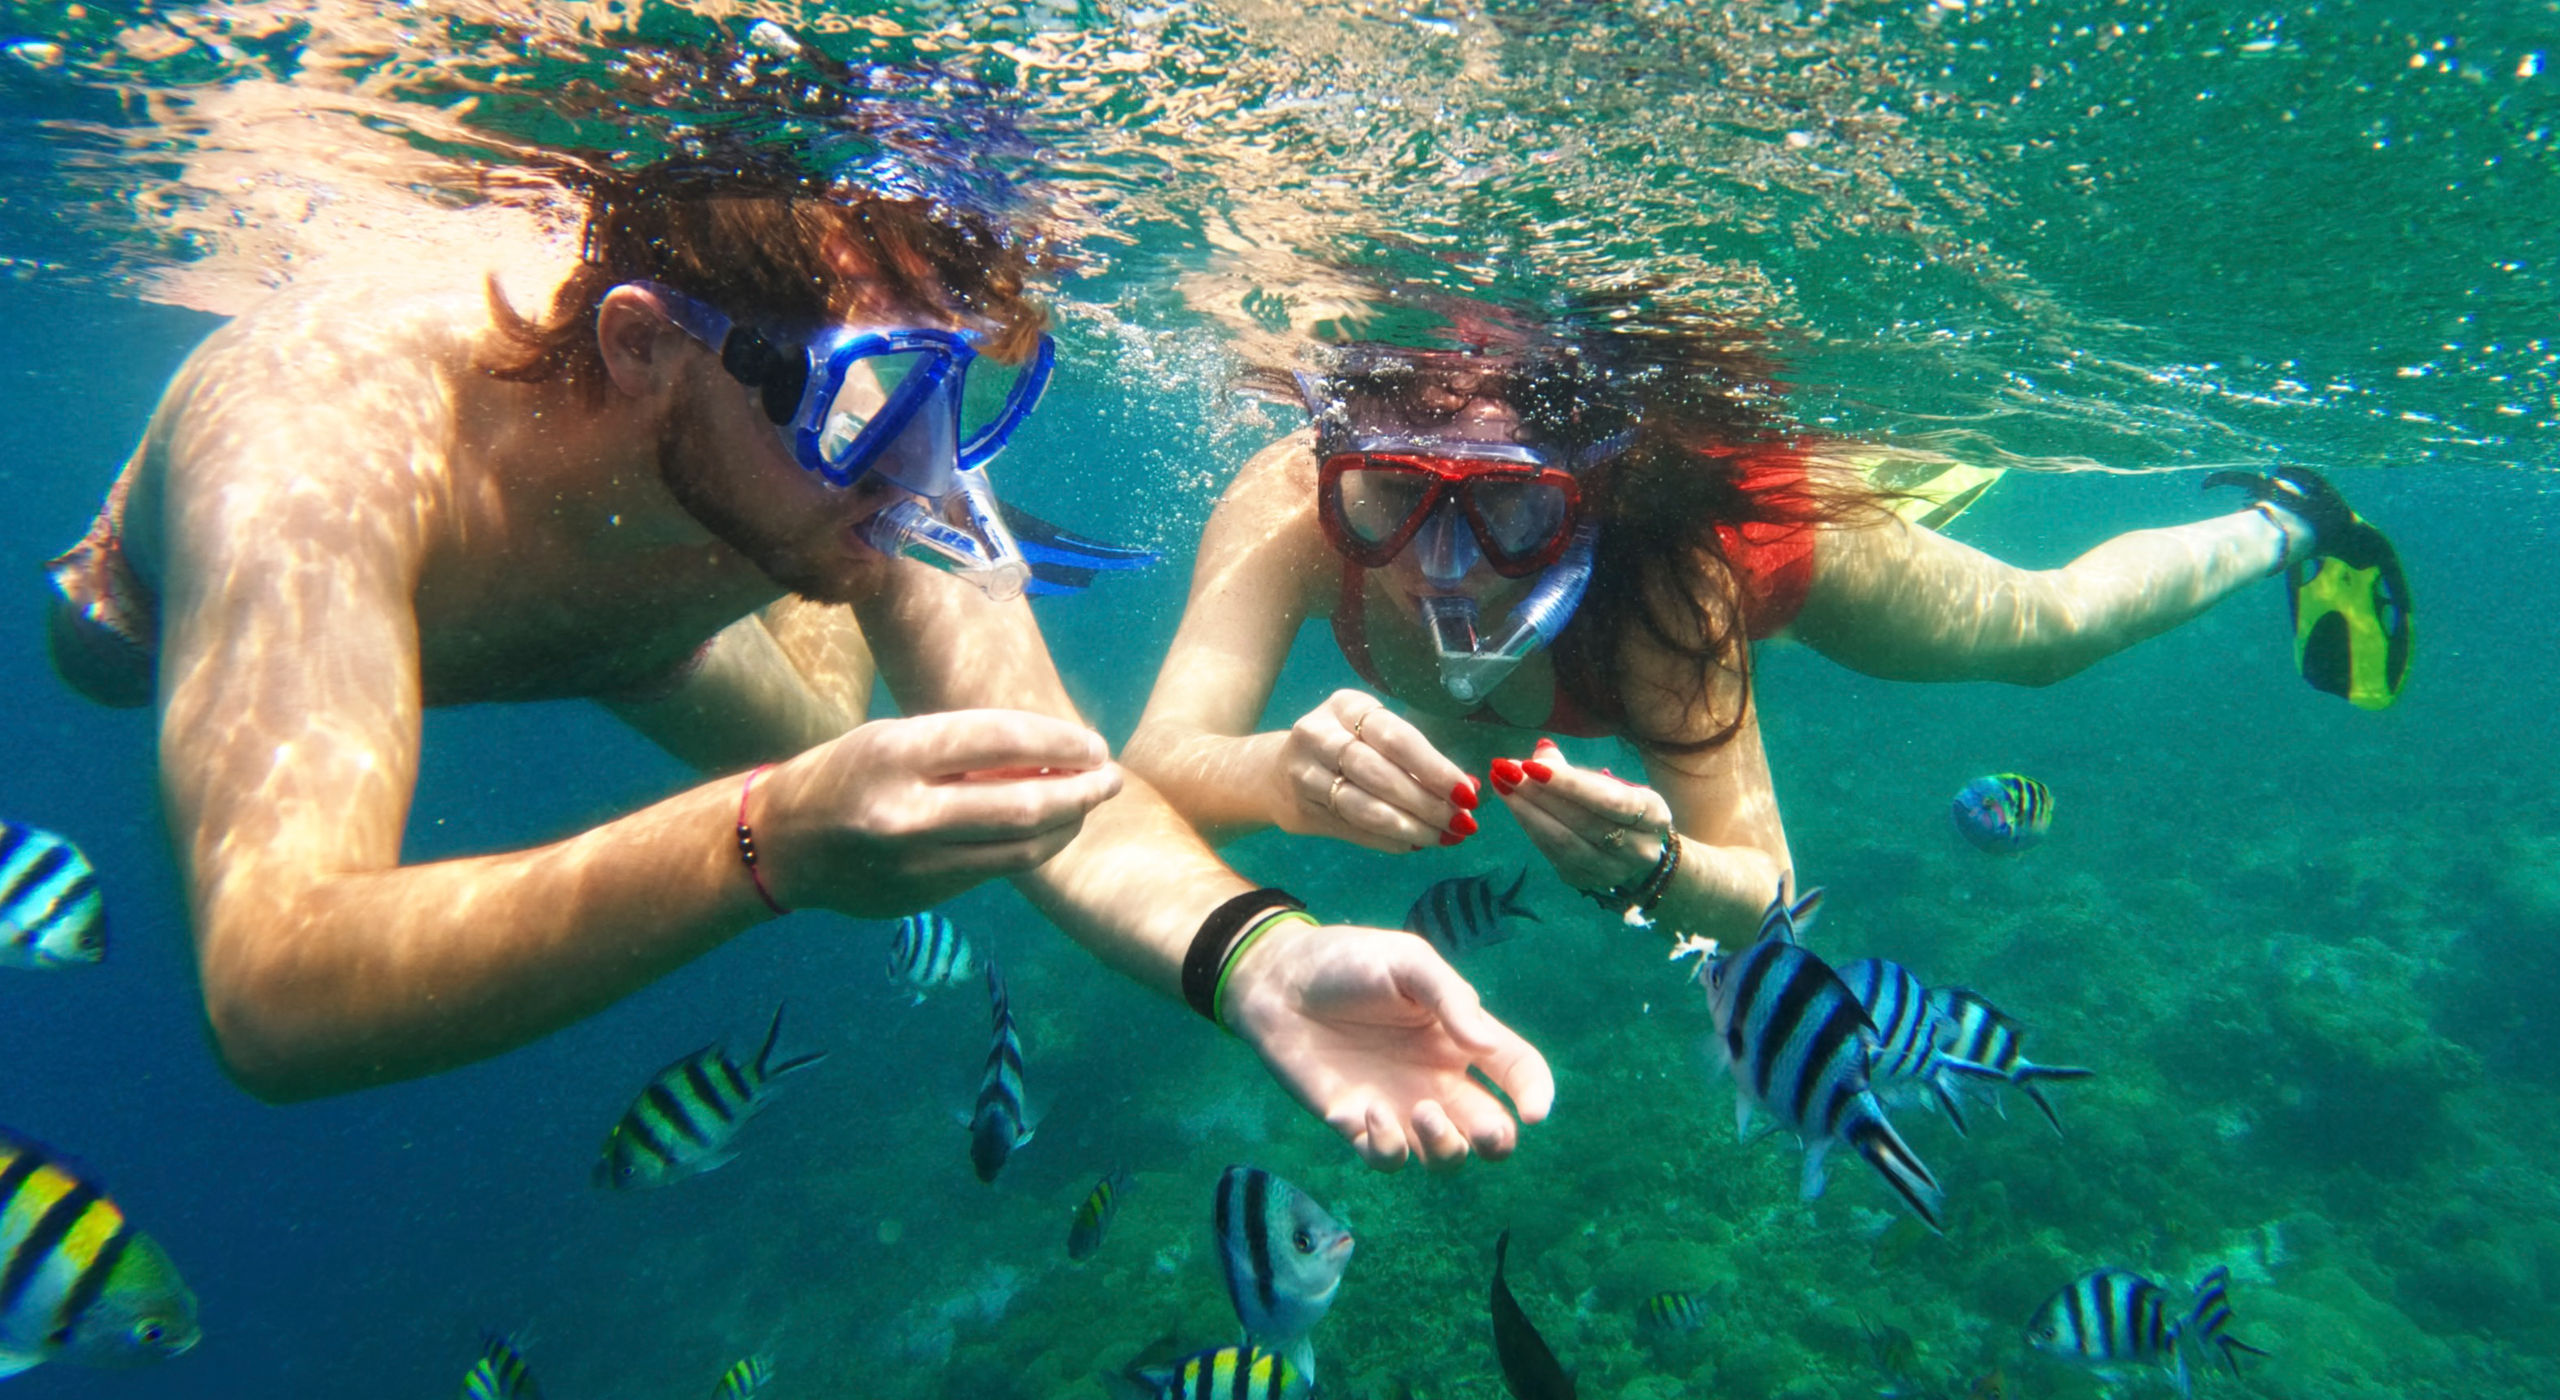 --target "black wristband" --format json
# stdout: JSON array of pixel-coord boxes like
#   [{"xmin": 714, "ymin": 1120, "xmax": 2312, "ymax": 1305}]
[{"xmin": 1182, "ymin": 887, "xmax": 1306, "ymax": 1022}]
